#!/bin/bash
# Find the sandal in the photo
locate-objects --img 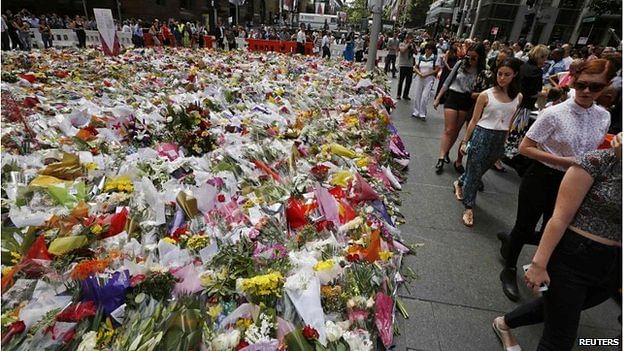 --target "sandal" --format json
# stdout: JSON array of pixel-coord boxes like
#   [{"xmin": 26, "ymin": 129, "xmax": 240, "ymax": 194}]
[
  {"xmin": 443, "ymin": 153, "xmax": 451, "ymax": 164},
  {"xmin": 492, "ymin": 317, "xmax": 522, "ymax": 351},
  {"xmin": 453, "ymin": 181, "xmax": 464, "ymax": 201},
  {"xmin": 462, "ymin": 209, "xmax": 473, "ymax": 227}
]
